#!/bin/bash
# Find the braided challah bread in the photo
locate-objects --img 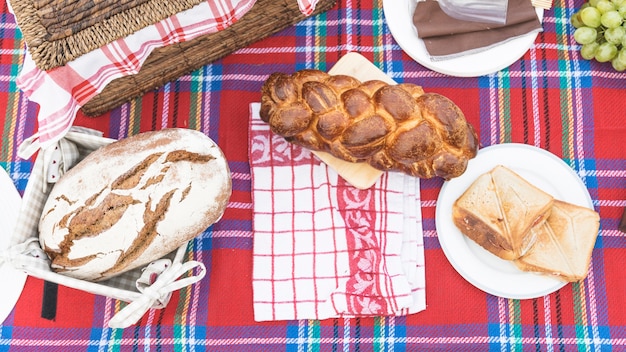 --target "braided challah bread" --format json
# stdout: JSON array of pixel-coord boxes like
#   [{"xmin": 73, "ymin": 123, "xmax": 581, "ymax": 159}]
[{"xmin": 259, "ymin": 69, "xmax": 479, "ymax": 180}]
